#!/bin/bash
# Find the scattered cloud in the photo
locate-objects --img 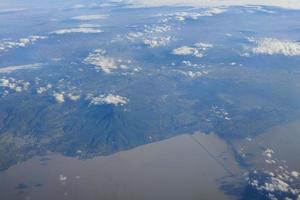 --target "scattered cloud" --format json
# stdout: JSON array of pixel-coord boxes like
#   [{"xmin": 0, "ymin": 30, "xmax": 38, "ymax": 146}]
[
  {"xmin": 211, "ymin": 106, "xmax": 231, "ymax": 120},
  {"xmin": 36, "ymin": 84, "xmax": 52, "ymax": 94},
  {"xmin": 52, "ymin": 28, "xmax": 103, "ymax": 34},
  {"xmin": 87, "ymin": 94, "xmax": 128, "ymax": 106},
  {"xmin": 173, "ymin": 42, "xmax": 213, "ymax": 58},
  {"xmin": 124, "ymin": 28, "xmax": 173, "ymax": 47},
  {"xmin": 143, "ymin": 24, "xmax": 172, "ymax": 34},
  {"xmin": 178, "ymin": 70, "xmax": 208, "ymax": 78},
  {"xmin": 84, "ymin": 49, "xmax": 141, "ymax": 74},
  {"xmin": 0, "ymin": 36, "xmax": 47, "ymax": 53},
  {"xmin": 291, "ymin": 171, "xmax": 299, "ymax": 178},
  {"xmin": 246, "ymin": 145, "xmax": 300, "ymax": 200},
  {"xmin": 53, "ymin": 92, "xmax": 65, "ymax": 103},
  {"xmin": 84, "ymin": 49, "xmax": 117, "ymax": 73},
  {"xmin": 66, "ymin": 93, "xmax": 81, "ymax": 101},
  {"xmin": 263, "ymin": 148, "xmax": 274, "ymax": 158},
  {"xmin": 173, "ymin": 46, "xmax": 201, "ymax": 57},
  {"xmin": 143, "ymin": 36, "xmax": 171, "ymax": 47},
  {"xmin": 250, "ymin": 38, "xmax": 300, "ymax": 56},
  {"xmin": 0, "ymin": 77, "xmax": 30, "ymax": 93}
]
